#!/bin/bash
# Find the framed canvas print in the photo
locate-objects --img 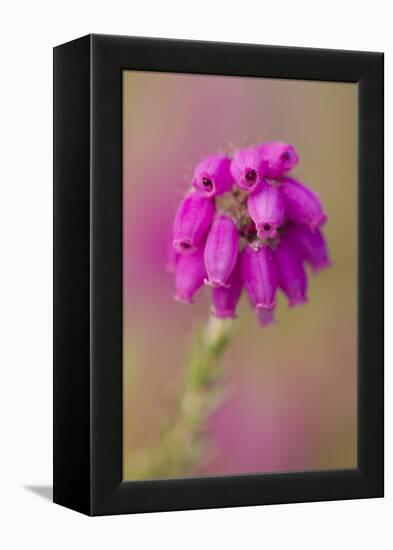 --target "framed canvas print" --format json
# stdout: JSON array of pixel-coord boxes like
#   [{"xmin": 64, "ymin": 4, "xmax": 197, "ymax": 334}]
[{"xmin": 53, "ymin": 34, "xmax": 384, "ymax": 515}]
